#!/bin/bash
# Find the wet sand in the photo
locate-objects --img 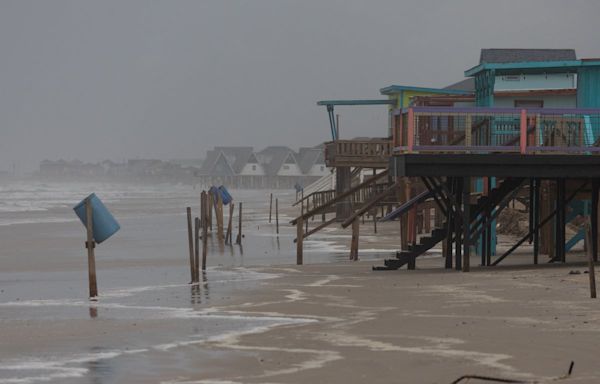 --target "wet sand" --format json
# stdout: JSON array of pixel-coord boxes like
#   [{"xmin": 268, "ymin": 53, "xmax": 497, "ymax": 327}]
[{"xmin": 1, "ymin": 183, "xmax": 599, "ymax": 383}]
